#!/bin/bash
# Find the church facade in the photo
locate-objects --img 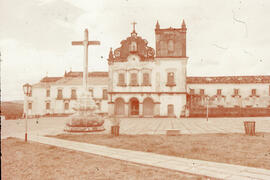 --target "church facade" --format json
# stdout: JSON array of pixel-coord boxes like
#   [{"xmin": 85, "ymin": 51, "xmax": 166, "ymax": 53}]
[
  {"xmin": 24, "ymin": 20, "xmax": 270, "ymax": 118},
  {"xmin": 107, "ymin": 21, "xmax": 188, "ymax": 117}
]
